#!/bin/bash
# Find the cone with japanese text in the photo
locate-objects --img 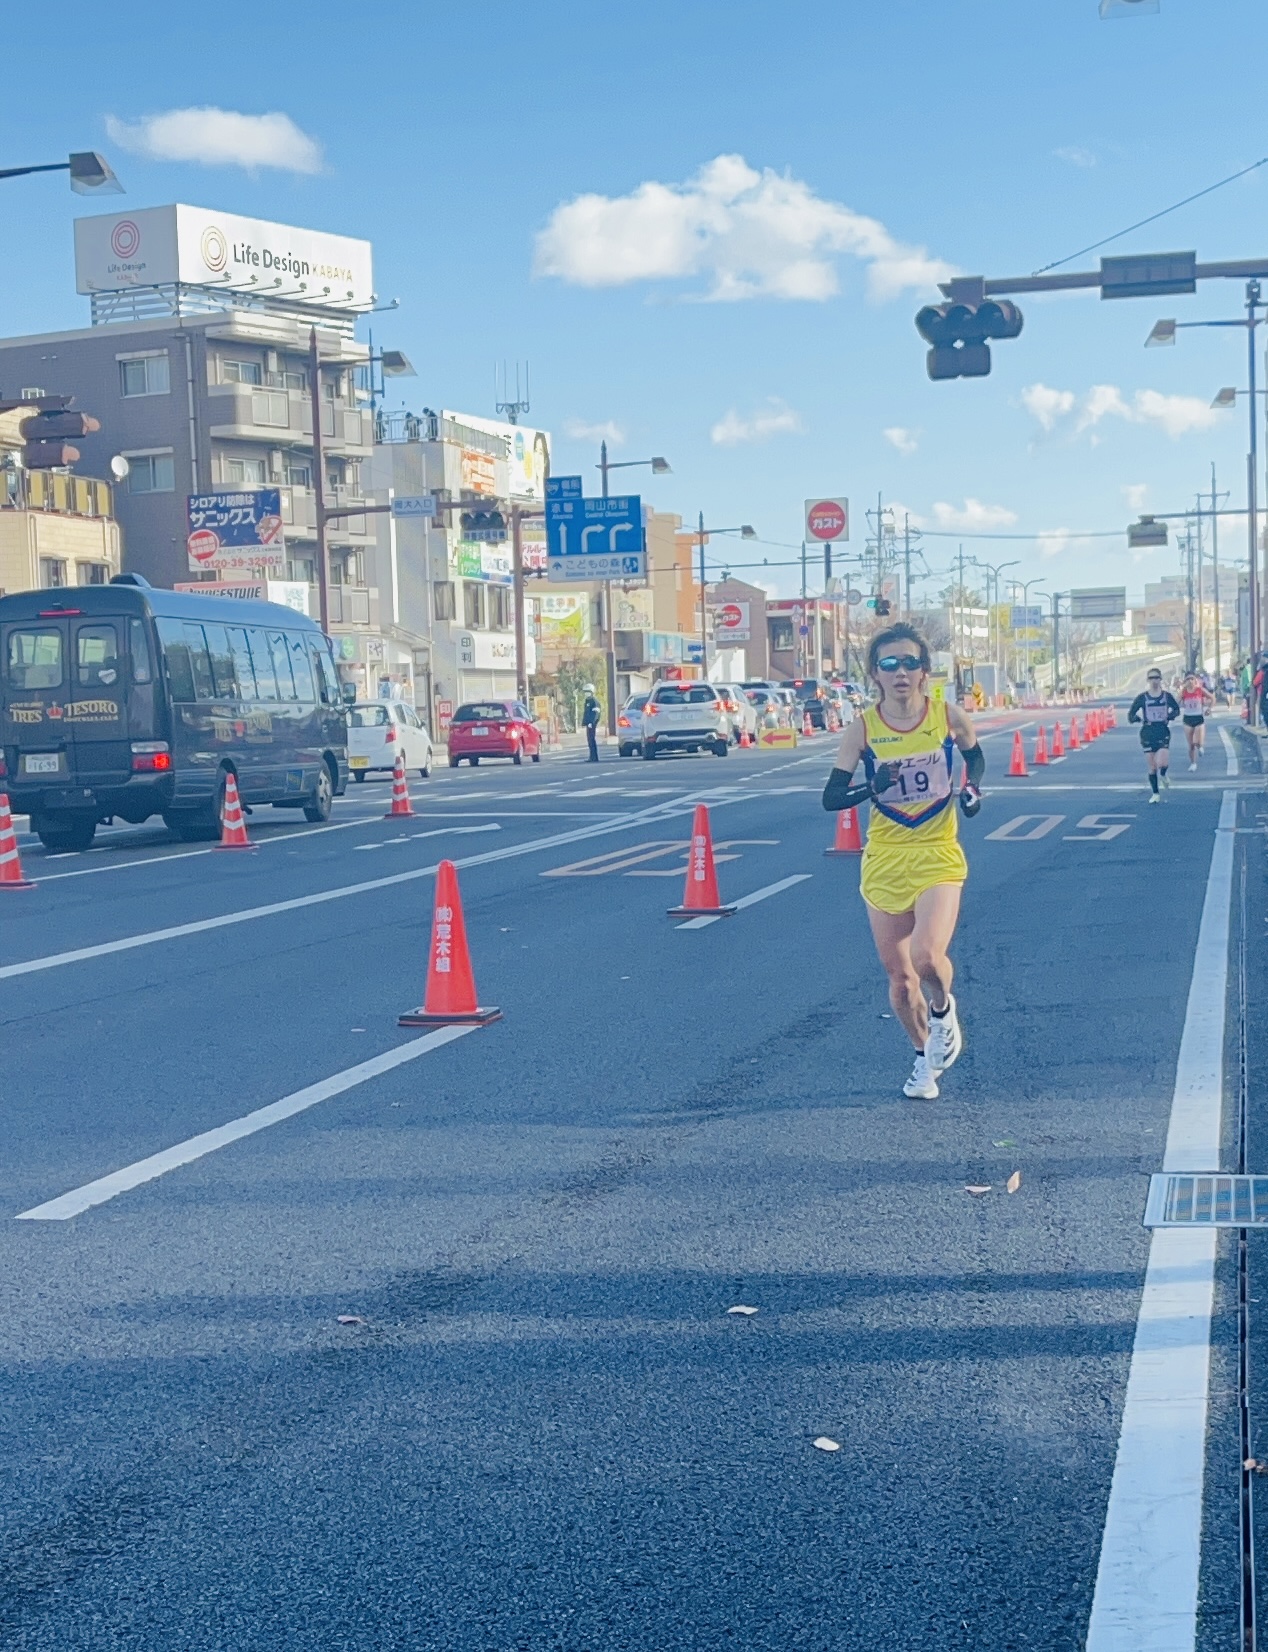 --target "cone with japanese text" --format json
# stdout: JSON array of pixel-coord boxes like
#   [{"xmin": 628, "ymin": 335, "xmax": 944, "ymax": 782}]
[
  {"xmin": 385, "ymin": 749, "xmax": 414, "ymax": 818},
  {"xmin": 1033, "ymin": 724, "xmax": 1048, "ymax": 766},
  {"xmin": 1006, "ymin": 730, "xmax": 1028, "ymax": 776},
  {"xmin": 213, "ymin": 771, "xmax": 254, "ymax": 851},
  {"xmin": 824, "ymin": 807, "xmax": 863, "ymax": 856},
  {"xmin": 0, "ymin": 794, "xmax": 35, "ymax": 890},
  {"xmin": 1068, "ymin": 716, "xmax": 1081, "ymax": 750},
  {"xmin": 399, "ymin": 859, "xmax": 501, "ymax": 1026},
  {"xmin": 1051, "ymin": 721, "xmax": 1065, "ymax": 758},
  {"xmin": 668, "ymin": 803, "xmax": 737, "ymax": 917}
]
